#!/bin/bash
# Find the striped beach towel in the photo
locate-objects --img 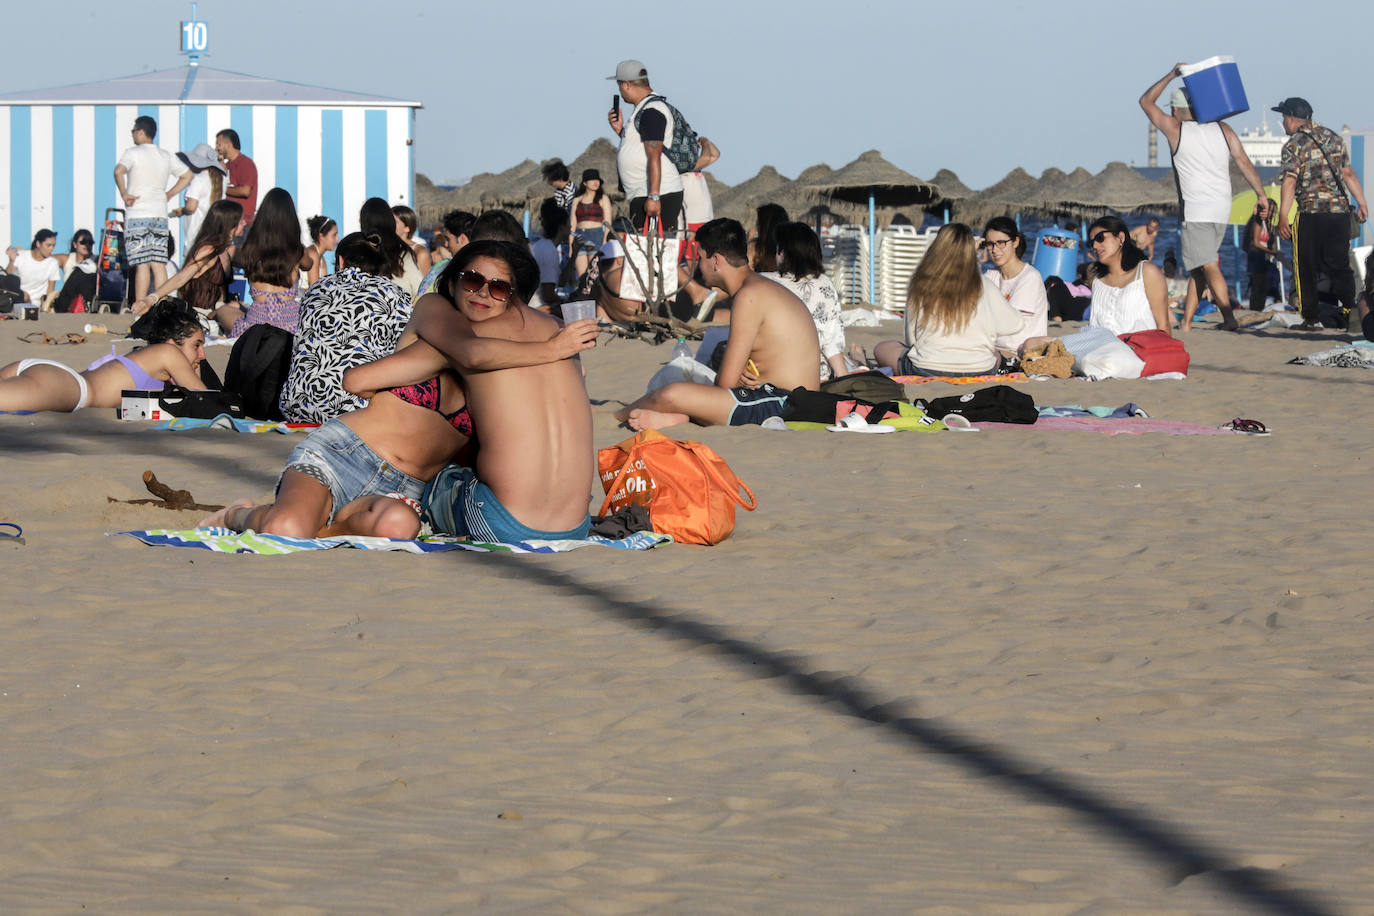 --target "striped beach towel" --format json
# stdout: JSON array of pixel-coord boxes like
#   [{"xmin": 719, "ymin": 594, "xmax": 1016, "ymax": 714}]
[{"xmin": 119, "ymin": 527, "xmax": 670, "ymax": 555}]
